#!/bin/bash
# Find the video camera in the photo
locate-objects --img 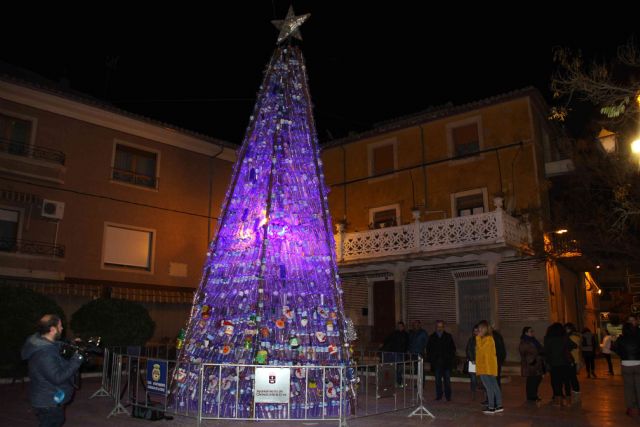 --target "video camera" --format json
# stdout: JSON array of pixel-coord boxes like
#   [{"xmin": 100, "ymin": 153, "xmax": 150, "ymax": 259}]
[{"xmin": 60, "ymin": 336, "xmax": 103, "ymax": 362}]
